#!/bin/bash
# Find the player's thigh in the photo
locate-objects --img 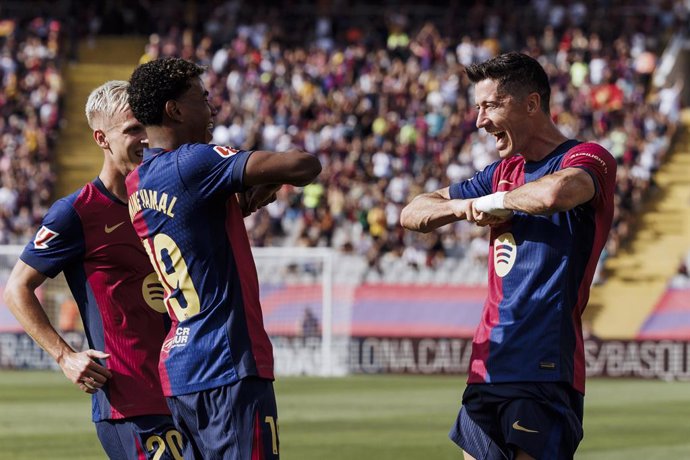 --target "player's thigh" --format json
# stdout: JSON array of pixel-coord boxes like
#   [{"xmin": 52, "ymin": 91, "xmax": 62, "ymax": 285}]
[
  {"xmin": 514, "ymin": 450, "xmax": 536, "ymax": 460},
  {"xmin": 168, "ymin": 377, "xmax": 279, "ymax": 460},
  {"xmin": 241, "ymin": 378, "xmax": 280, "ymax": 459},
  {"xmin": 449, "ymin": 403, "xmax": 511, "ymax": 460},
  {"xmin": 96, "ymin": 415, "xmax": 183, "ymax": 460},
  {"xmin": 463, "ymin": 451, "xmax": 478, "ymax": 460},
  {"xmin": 500, "ymin": 392, "xmax": 582, "ymax": 460},
  {"xmin": 450, "ymin": 382, "xmax": 511, "ymax": 459}
]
